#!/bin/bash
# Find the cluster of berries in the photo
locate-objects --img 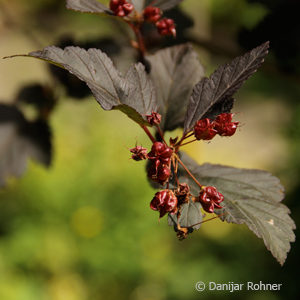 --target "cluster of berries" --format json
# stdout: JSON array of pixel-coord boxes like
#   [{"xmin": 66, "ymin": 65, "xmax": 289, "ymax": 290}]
[
  {"xmin": 150, "ymin": 184, "xmax": 224, "ymax": 218},
  {"xmin": 130, "ymin": 111, "xmax": 227, "ymax": 223},
  {"xmin": 194, "ymin": 113, "xmax": 239, "ymax": 140},
  {"xmin": 109, "ymin": 0, "xmax": 133, "ymax": 17},
  {"xmin": 130, "ymin": 142, "xmax": 173, "ymax": 185},
  {"xmin": 143, "ymin": 6, "xmax": 176, "ymax": 37}
]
